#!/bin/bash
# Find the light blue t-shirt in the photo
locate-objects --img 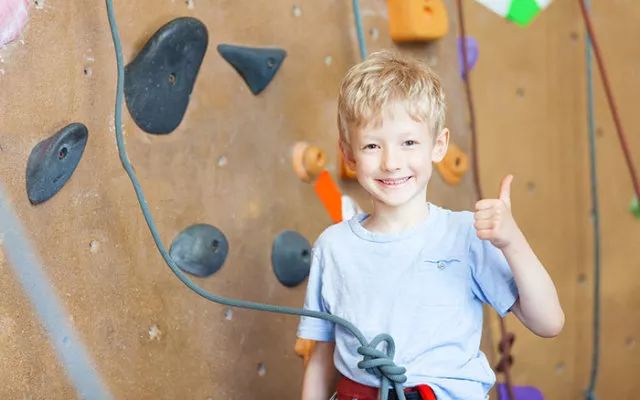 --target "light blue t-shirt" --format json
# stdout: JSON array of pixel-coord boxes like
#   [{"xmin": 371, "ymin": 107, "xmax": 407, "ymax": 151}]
[{"xmin": 297, "ymin": 203, "xmax": 519, "ymax": 400}]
